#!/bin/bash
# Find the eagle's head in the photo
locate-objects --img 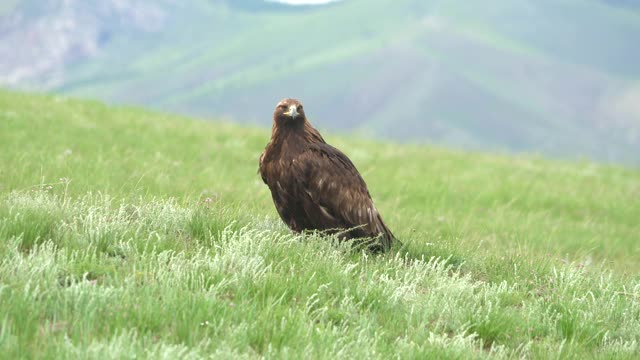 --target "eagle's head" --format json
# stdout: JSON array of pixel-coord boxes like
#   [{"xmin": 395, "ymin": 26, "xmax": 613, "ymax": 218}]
[{"xmin": 273, "ymin": 98, "xmax": 307, "ymax": 126}]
